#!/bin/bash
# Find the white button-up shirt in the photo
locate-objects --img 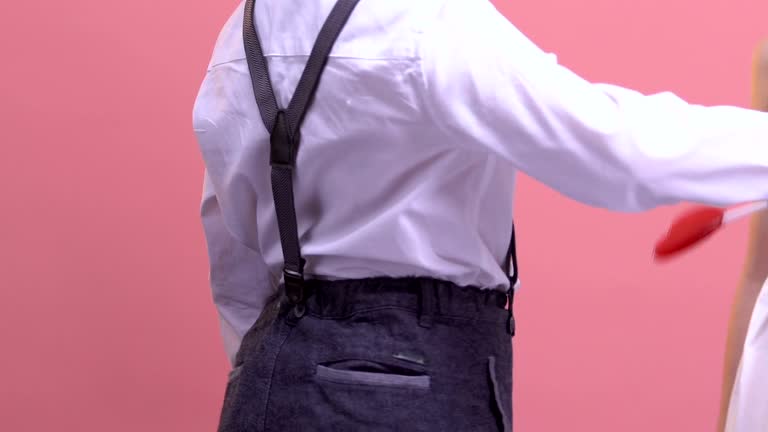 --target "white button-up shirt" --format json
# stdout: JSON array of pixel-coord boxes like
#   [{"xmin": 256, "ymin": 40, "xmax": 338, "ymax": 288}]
[{"xmin": 193, "ymin": 0, "xmax": 768, "ymax": 362}]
